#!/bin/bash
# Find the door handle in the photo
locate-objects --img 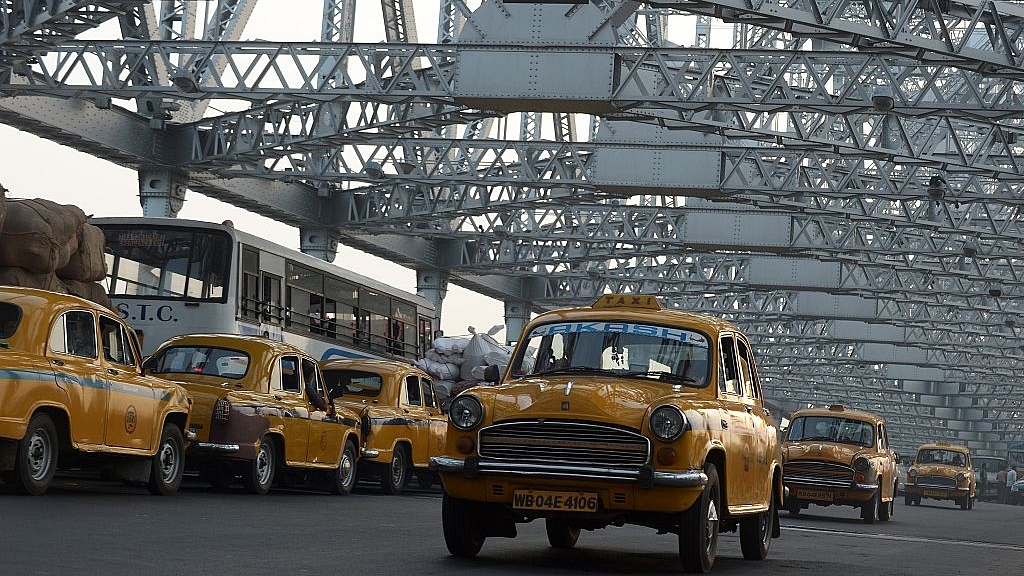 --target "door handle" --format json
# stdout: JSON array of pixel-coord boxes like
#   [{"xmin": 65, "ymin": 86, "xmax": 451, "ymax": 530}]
[
  {"xmin": 108, "ymin": 368, "xmax": 119, "ymax": 376},
  {"xmin": 52, "ymin": 359, "xmax": 65, "ymax": 366}
]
